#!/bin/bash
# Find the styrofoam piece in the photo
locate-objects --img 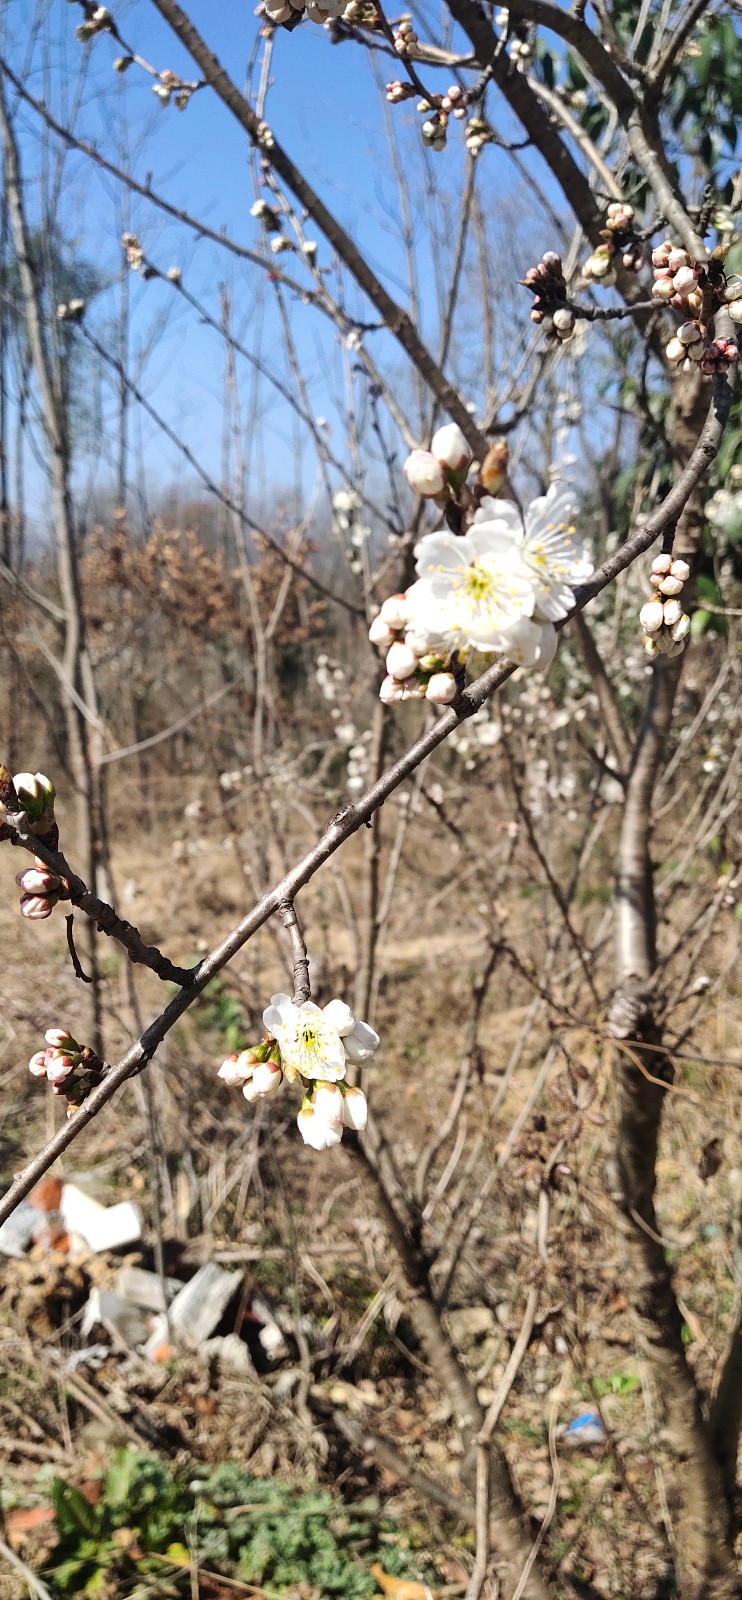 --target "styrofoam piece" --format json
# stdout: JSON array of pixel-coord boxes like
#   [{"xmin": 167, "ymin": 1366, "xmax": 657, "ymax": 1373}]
[
  {"xmin": 0, "ymin": 1203, "xmax": 44, "ymax": 1257},
  {"xmin": 60, "ymin": 1185, "xmax": 142, "ymax": 1252},
  {"xmin": 116, "ymin": 1266, "xmax": 184, "ymax": 1312},
  {"xmin": 81, "ymin": 1287, "xmax": 149, "ymax": 1347},
  {"xmin": 168, "ymin": 1262, "xmax": 241, "ymax": 1346}
]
